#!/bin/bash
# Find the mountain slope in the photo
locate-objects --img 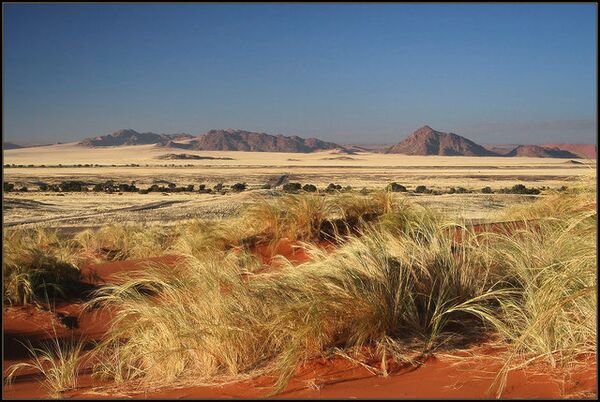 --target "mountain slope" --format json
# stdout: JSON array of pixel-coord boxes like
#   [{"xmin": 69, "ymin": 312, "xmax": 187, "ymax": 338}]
[
  {"xmin": 80, "ymin": 129, "xmax": 194, "ymax": 147},
  {"xmin": 386, "ymin": 126, "xmax": 498, "ymax": 156},
  {"xmin": 505, "ymin": 145, "xmax": 580, "ymax": 158},
  {"xmin": 186, "ymin": 129, "xmax": 342, "ymax": 152},
  {"xmin": 540, "ymin": 144, "xmax": 597, "ymax": 159}
]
